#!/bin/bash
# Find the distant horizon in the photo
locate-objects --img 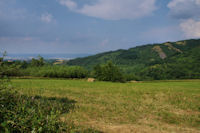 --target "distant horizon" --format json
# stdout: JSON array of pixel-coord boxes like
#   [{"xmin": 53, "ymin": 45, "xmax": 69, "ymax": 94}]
[
  {"xmin": 3, "ymin": 38, "xmax": 199, "ymax": 55},
  {"xmin": 6, "ymin": 51, "xmax": 92, "ymax": 55},
  {"xmin": 3, "ymin": 53, "xmax": 92, "ymax": 60}
]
